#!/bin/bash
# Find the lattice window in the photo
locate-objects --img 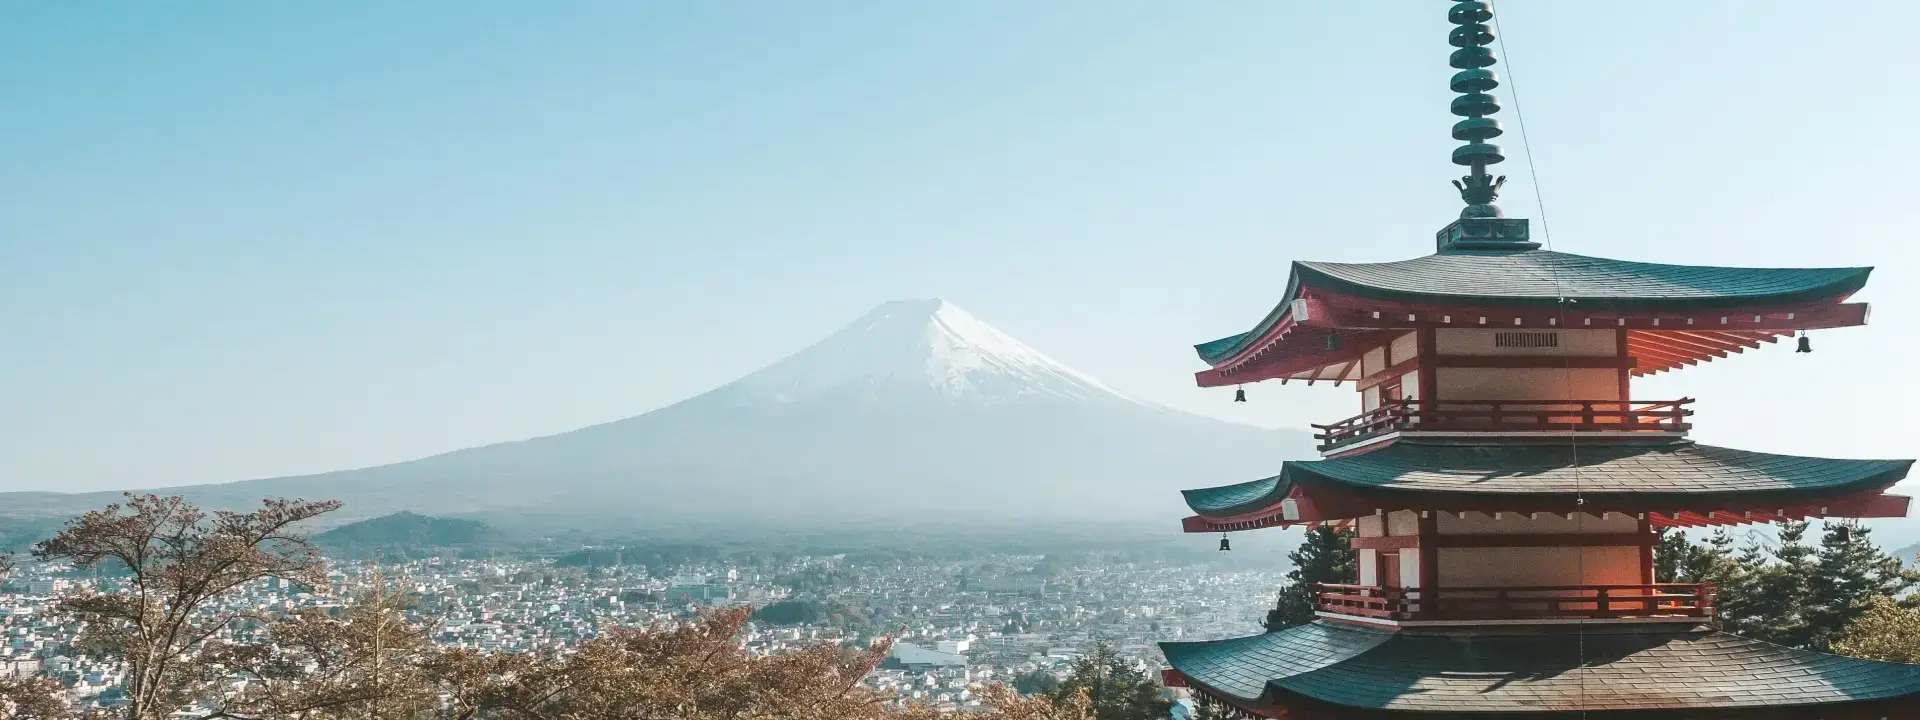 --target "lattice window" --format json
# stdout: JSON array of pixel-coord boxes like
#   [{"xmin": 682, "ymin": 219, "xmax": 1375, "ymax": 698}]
[{"xmin": 1494, "ymin": 331, "xmax": 1559, "ymax": 349}]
